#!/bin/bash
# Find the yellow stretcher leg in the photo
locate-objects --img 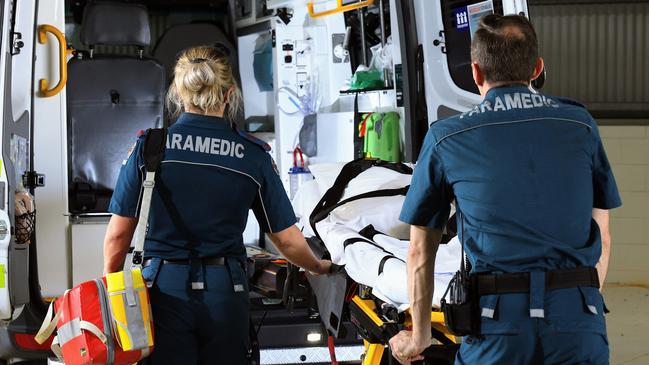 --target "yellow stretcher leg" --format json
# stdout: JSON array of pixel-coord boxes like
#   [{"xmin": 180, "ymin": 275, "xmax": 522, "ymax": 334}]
[{"xmin": 363, "ymin": 341, "xmax": 385, "ymax": 365}]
